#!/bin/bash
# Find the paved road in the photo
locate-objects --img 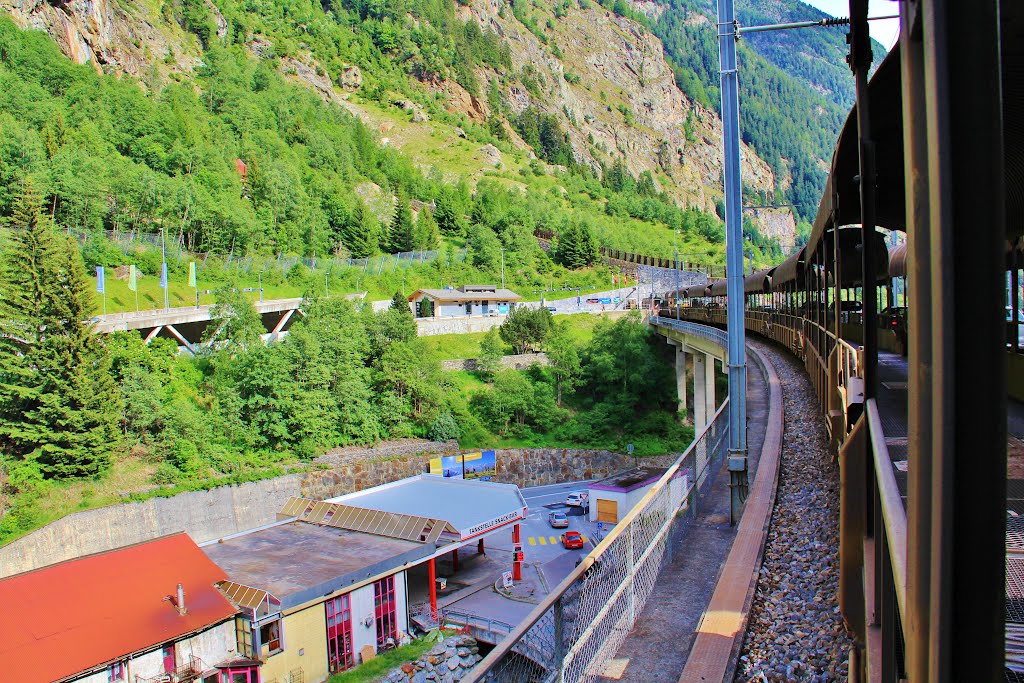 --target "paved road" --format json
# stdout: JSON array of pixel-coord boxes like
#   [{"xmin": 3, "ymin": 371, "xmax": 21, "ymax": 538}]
[{"xmin": 443, "ymin": 480, "xmax": 600, "ymax": 623}]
